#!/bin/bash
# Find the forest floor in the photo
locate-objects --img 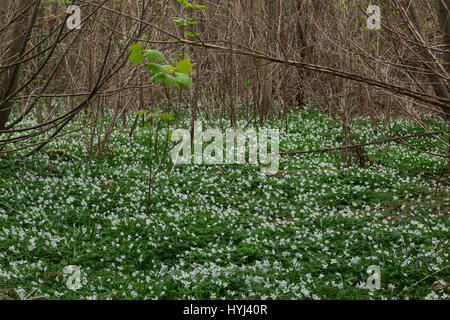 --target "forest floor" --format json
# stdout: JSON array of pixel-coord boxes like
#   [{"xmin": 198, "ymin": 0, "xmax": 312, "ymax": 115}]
[{"xmin": 0, "ymin": 109, "xmax": 448, "ymax": 300}]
